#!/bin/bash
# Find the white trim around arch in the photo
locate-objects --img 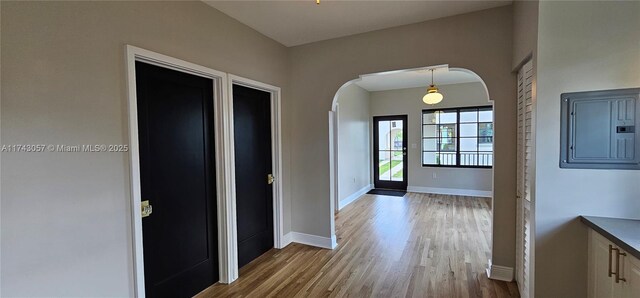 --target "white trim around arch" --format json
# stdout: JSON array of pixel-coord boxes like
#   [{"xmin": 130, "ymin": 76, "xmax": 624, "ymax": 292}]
[
  {"xmin": 125, "ymin": 45, "xmax": 284, "ymax": 296},
  {"xmin": 327, "ymin": 64, "xmax": 493, "ymax": 260}
]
